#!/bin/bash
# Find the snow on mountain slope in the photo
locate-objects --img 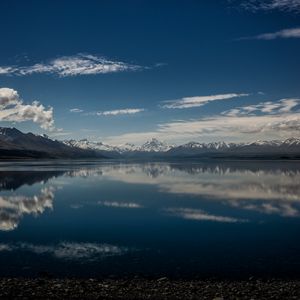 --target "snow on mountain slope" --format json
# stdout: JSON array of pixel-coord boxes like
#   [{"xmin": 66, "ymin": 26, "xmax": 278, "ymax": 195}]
[
  {"xmin": 63, "ymin": 138, "xmax": 174, "ymax": 153},
  {"xmin": 63, "ymin": 136, "xmax": 300, "ymax": 156},
  {"xmin": 138, "ymin": 138, "xmax": 174, "ymax": 152}
]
